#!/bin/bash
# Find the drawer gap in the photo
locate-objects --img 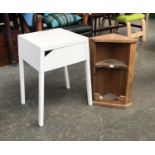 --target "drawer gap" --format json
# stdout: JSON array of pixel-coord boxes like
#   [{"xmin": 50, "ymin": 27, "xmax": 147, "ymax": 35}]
[{"xmin": 45, "ymin": 50, "xmax": 53, "ymax": 56}]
